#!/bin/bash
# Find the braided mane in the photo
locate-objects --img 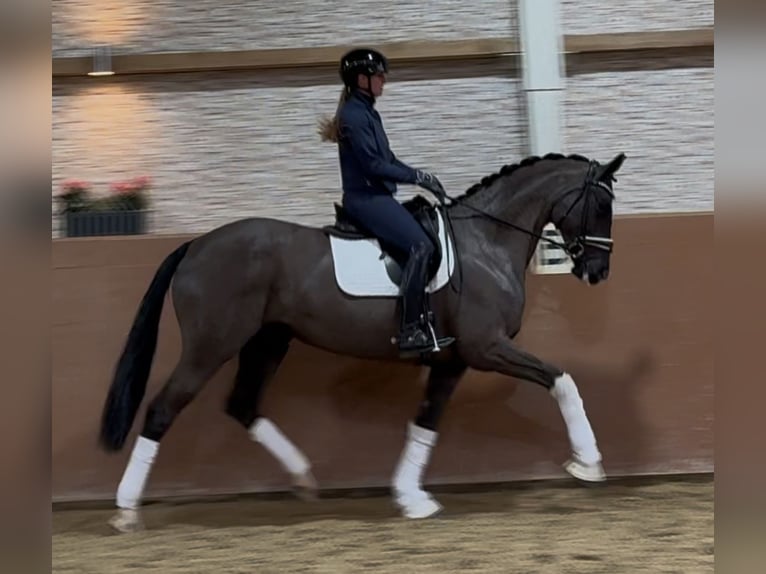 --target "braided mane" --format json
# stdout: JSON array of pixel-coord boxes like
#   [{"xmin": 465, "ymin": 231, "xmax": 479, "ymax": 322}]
[{"xmin": 454, "ymin": 152, "xmax": 591, "ymax": 201}]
